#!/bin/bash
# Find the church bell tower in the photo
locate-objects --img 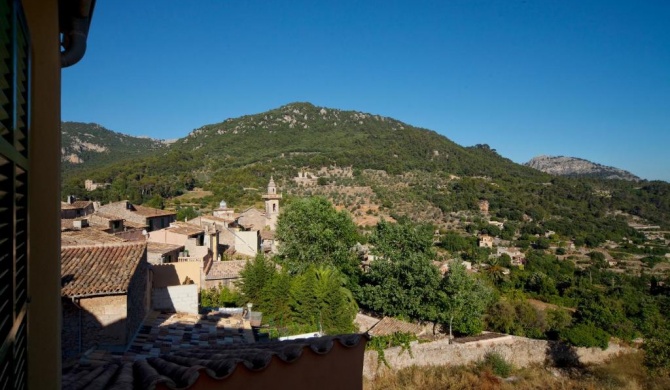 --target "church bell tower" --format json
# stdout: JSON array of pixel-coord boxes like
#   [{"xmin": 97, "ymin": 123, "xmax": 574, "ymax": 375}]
[{"xmin": 262, "ymin": 176, "xmax": 282, "ymax": 230}]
